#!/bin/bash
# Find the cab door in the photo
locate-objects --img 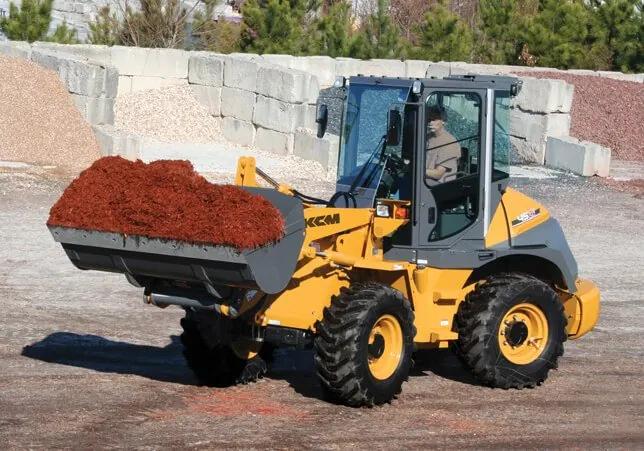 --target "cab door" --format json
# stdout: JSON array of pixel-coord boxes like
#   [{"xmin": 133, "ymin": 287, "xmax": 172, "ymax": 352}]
[{"xmin": 413, "ymin": 87, "xmax": 491, "ymax": 264}]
